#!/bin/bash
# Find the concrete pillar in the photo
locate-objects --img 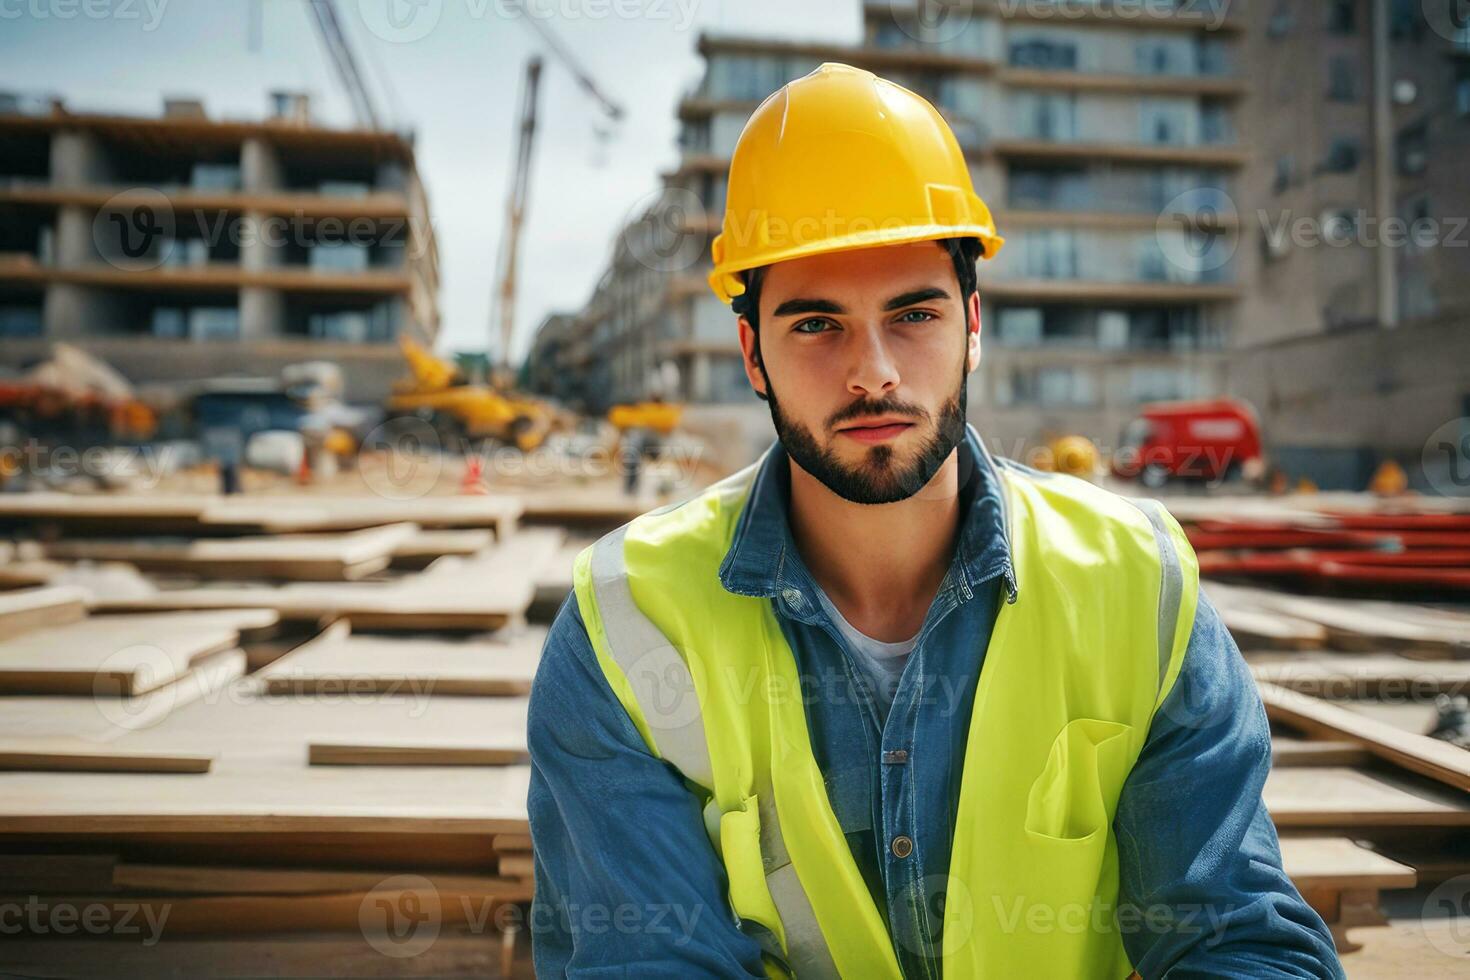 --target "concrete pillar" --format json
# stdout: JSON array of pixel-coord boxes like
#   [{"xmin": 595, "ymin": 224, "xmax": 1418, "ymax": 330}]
[
  {"xmin": 691, "ymin": 352, "xmax": 712, "ymax": 403},
  {"xmin": 50, "ymin": 129, "xmax": 113, "ymax": 188},
  {"xmin": 241, "ymin": 137, "xmax": 283, "ymax": 193}
]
